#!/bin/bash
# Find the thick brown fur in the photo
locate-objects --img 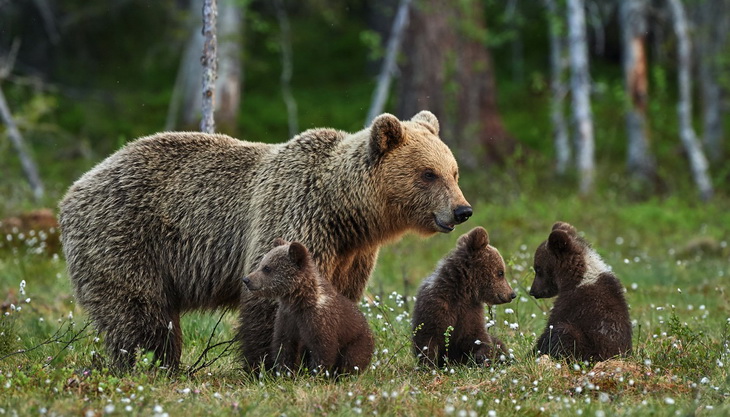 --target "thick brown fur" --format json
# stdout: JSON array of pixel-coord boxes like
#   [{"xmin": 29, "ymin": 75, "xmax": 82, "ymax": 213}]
[
  {"xmin": 58, "ymin": 111, "xmax": 470, "ymax": 371},
  {"xmin": 412, "ymin": 227, "xmax": 515, "ymax": 368},
  {"xmin": 244, "ymin": 239, "xmax": 374, "ymax": 376},
  {"xmin": 530, "ymin": 222, "xmax": 632, "ymax": 362}
]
